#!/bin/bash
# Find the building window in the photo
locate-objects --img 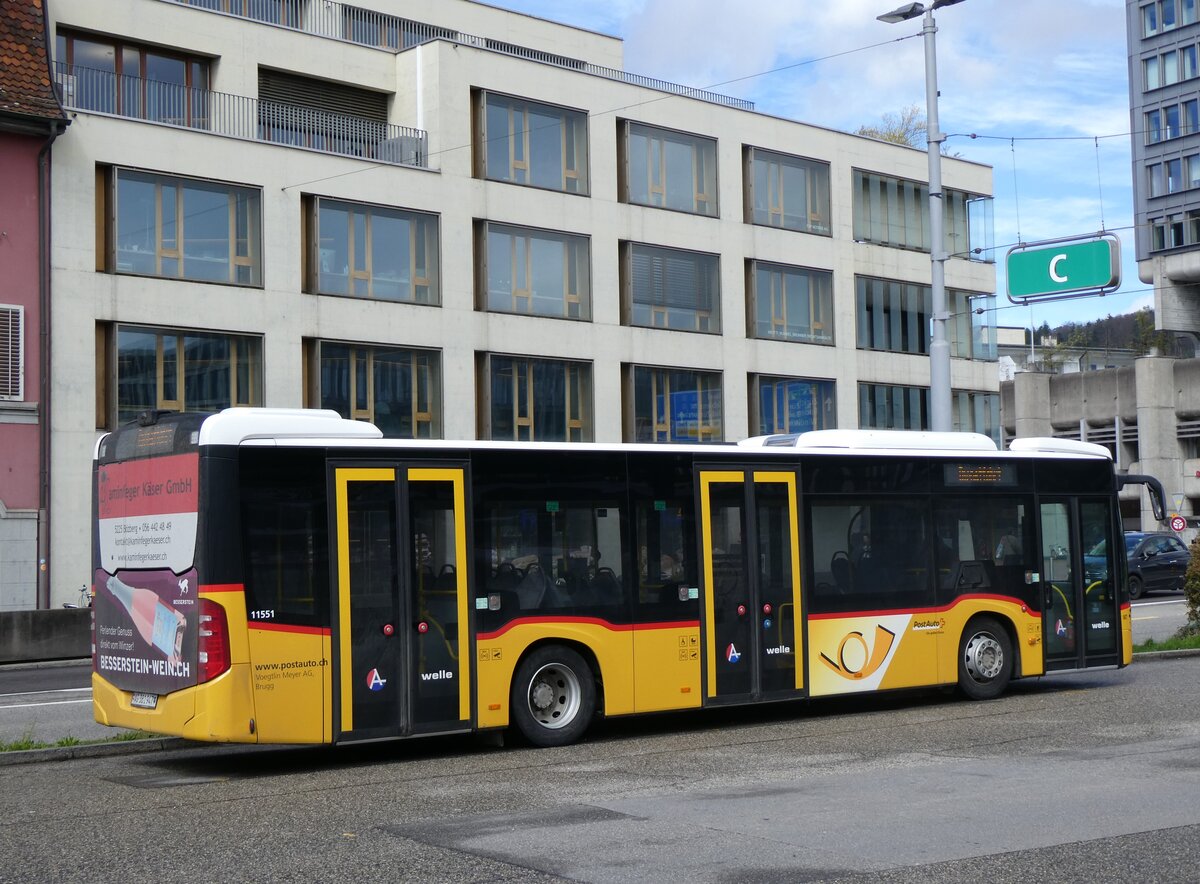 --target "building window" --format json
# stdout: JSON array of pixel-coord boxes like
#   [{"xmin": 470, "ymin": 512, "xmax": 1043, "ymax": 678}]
[
  {"xmin": 478, "ymin": 223, "xmax": 590, "ymax": 319},
  {"xmin": 0, "ymin": 306, "xmax": 23, "ymax": 400},
  {"xmin": 750, "ymin": 375, "xmax": 835, "ymax": 435},
  {"xmin": 624, "ymin": 243, "xmax": 720, "ymax": 333},
  {"xmin": 105, "ymin": 167, "xmax": 262, "ymax": 285},
  {"xmin": 1145, "ymin": 55, "xmax": 1162, "ymax": 90},
  {"xmin": 953, "ymin": 390, "xmax": 1000, "ymax": 444},
  {"xmin": 856, "ymin": 276, "xmax": 929, "ymax": 354},
  {"xmin": 851, "ymin": 169, "xmax": 977, "ymax": 256},
  {"xmin": 748, "ymin": 261, "xmax": 833, "ymax": 344},
  {"xmin": 101, "ymin": 324, "xmax": 262, "ymax": 428},
  {"xmin": 1146, "ymin": 101, "xmax": 1197, "ymax": 143},
  {"xmin": 620, "ymin": 121, "xmax": 717, "ymax": 217},
  {"xmin": 1186, "ymin": 45, "xmax": 1199, "ymax": 80},
  {"xmin": 627, "ymin": 365, "xmax": 722, "ymax": 443},
  {"xmin": 1166, "ymin": 50, "xmax": 1180, "ymax": 86},
  {"xmin": 853, "ymin": 170, "xmax": 929, "ymax": 250},
  {"xmin": 1141, "ymin": 0, "xmax": 1193, "ymax": 32},
  {"xmin": 1151, "ymin": 212, "xmax": 1193, "ymax": 250},
  {"xmin": 1165, "ymin": 0, "xmax": 1179, "ymax": 28},
  {"xmin": 1168, "ymin": 157, "xmax": 1184, "ymax": 193},
  {"xmin": 311, "ymin": 341, "xmax": 440, "ymax": 438},
  {"xmin": 855, "ymin": 276, "xmax": 991, "ymax": 359},
  {"xmin": 480, "ymin": 354, "xmax": 592, "ymax": 442},
  {"xmin": 305, "ymin": 197, "xmax": 438, "ymax": 303},
  {"xmin": 1188, "ymin": 154, "xmax": 1200, "ymax": 188},
  {"xmin": 744, "ymin": 146, "xmax": 830, "ymax": 235},
  {"xmin": 859, "ymin": 383, "xmax": 928, "ymax": 431},
  {"xmin": 474, "ymin": 91, "xmax": 588, "ymax": 194},
  {"xmin": 1149, "ymin": 162, "xmax": 1166, "ymax": 197},
  {"xmin": 55, "ymin": 31, "xmax": 210, "ymax": 124},
  {"xmin": 1147, "ymin": 109, "xmax": 1163, "ymax": 143}
]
